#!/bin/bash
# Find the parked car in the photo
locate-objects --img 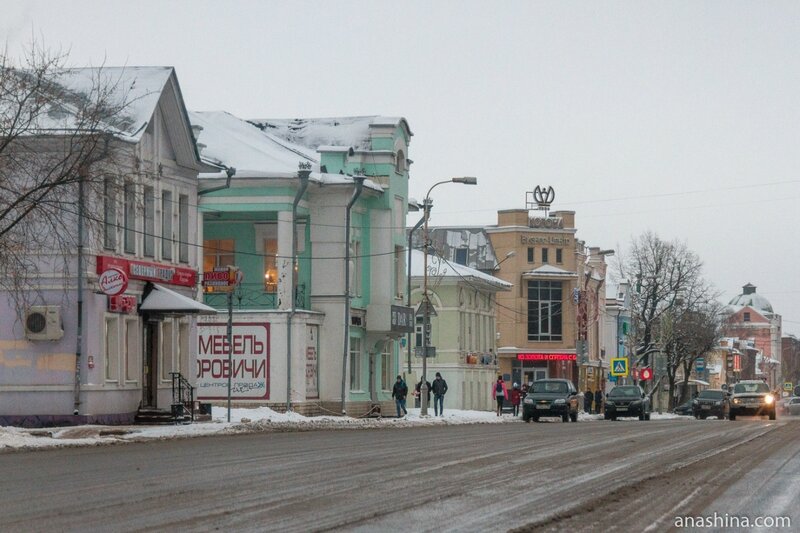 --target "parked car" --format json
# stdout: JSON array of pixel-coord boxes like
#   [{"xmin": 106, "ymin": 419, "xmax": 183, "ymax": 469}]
[
  {"xmin": 522, "ymin": 379, "xmax": 579, "ymax": 423},
  {"xmin": 604, "ymin": 385, "xmax": 651, "ymax": 421},
  {"xmin": 729, "ymin": 380, "xmax": 776, "ymax": 421},
  {"xmin": 787, "ymin": 397, "xmax": 800, "ymax": 416},
  {"xmin": 692, "ymin": 389, "xmax": 730, "ymax": 419},
  {"xmin": 673, "ymin": 400, "xmax": 693, "ymax": 416}
]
